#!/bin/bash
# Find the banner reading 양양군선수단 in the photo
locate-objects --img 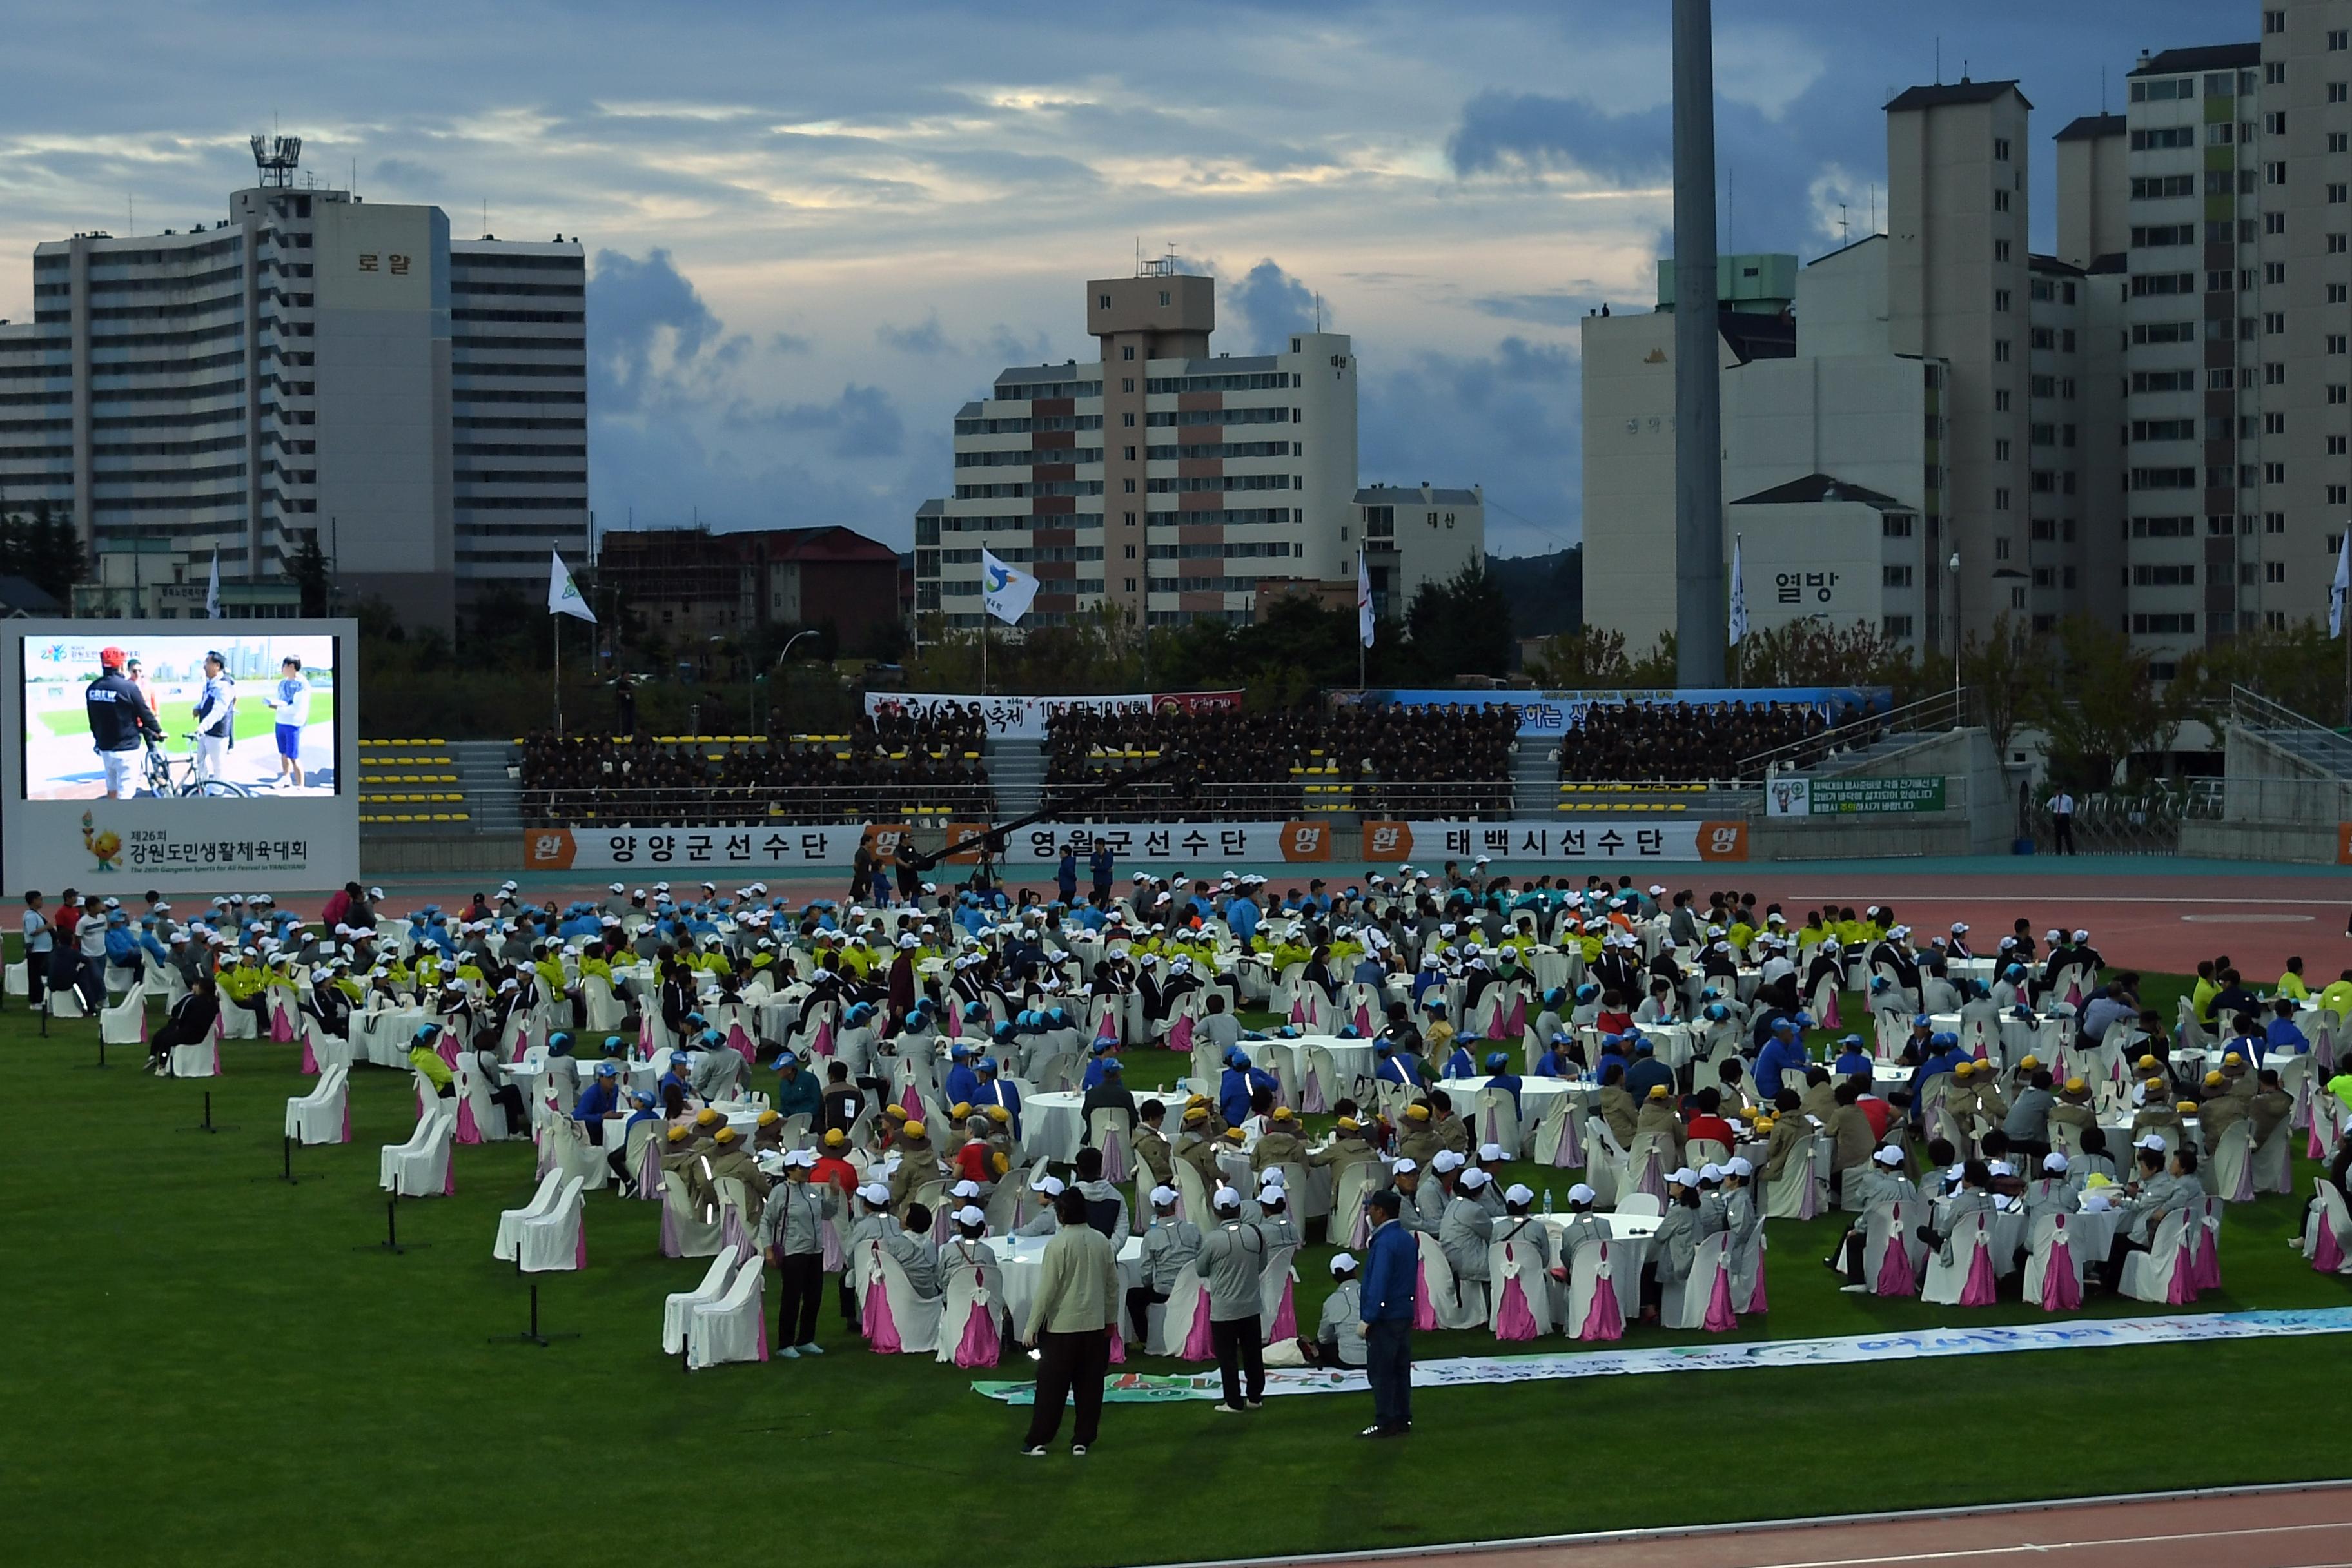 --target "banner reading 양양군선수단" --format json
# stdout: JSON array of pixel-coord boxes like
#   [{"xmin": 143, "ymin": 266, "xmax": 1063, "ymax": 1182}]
[
  {"xmin": 862, "ymin": 689, "xmax": 1243, "ymax": 741},
  {"xmin": 1360, "ymin": 819, "xmax": 1748, "ymax": 863},
  {"xmin": 522, "ymin": 823, "xmax": 922, "ymax": 873}
]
